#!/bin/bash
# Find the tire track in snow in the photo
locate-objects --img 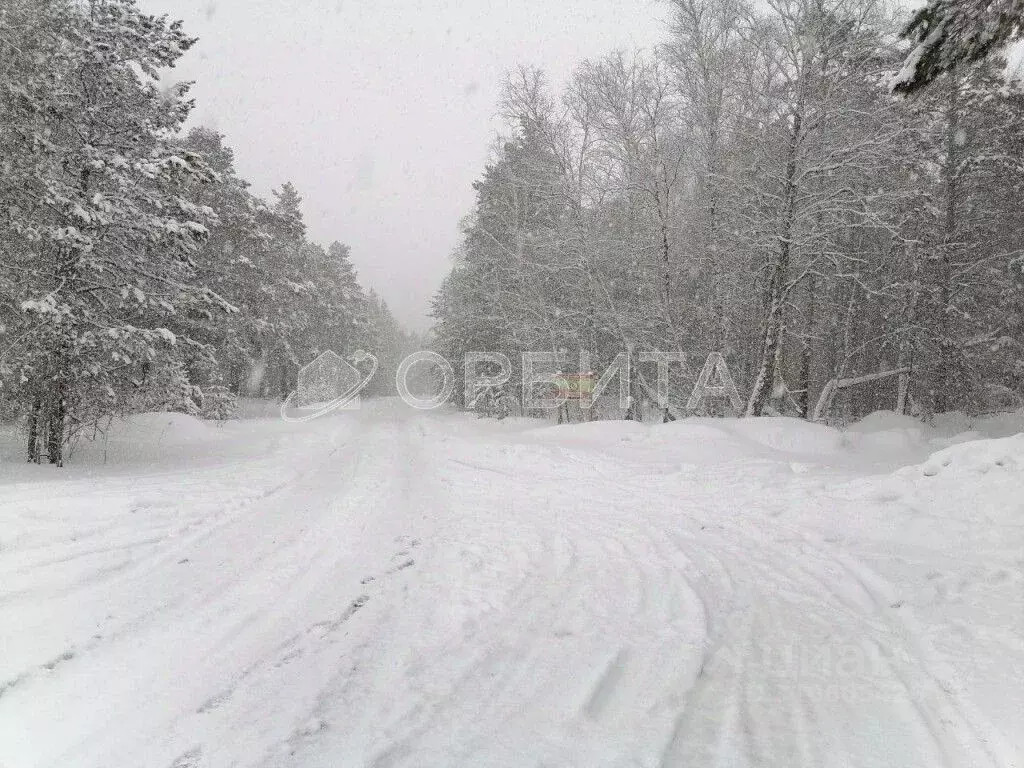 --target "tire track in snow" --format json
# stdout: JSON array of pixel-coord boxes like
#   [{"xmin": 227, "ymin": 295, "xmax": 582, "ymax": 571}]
[
  {"xmin": 1, "ymin": 413, "xmax": 429, "ymax": 768},
  {"xmin": 5, "ymin": 406, "xmax": 1019, "ymax": 768},
  {"xmin": 413, "ymin": 423, "xmax": 1014, "ymax": 768},
  {"xmin": 355, "ymin": 431, "xmax": 715, "ymax": 767}
]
